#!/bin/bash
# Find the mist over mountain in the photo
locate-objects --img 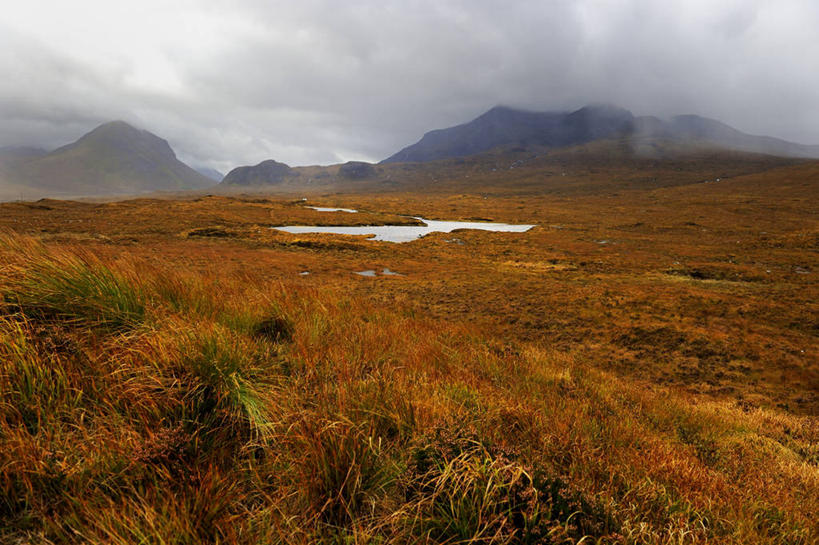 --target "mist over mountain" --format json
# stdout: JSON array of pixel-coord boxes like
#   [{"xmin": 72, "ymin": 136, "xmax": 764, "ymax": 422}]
[
  {"xmin": 0, "ymin": 121, "xmax": 214, "ymax": 198},
  {"xmin": 382, "ymin": 105, "xmax": 819, "ymax": 164},
  {"xmin": 195, "ymin": 166, "xmax": 225, "ymax": 182},
  {"xmin": 0, "ymin": 146, "xmax": 49, "ymax": 160},
  {"xmin": 4, "ymin": 104, "xmax": 818, "ymax": 202},
  {"xmin": 656, "ymin": 115, "xmax": 819, "ymax": 158}
]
